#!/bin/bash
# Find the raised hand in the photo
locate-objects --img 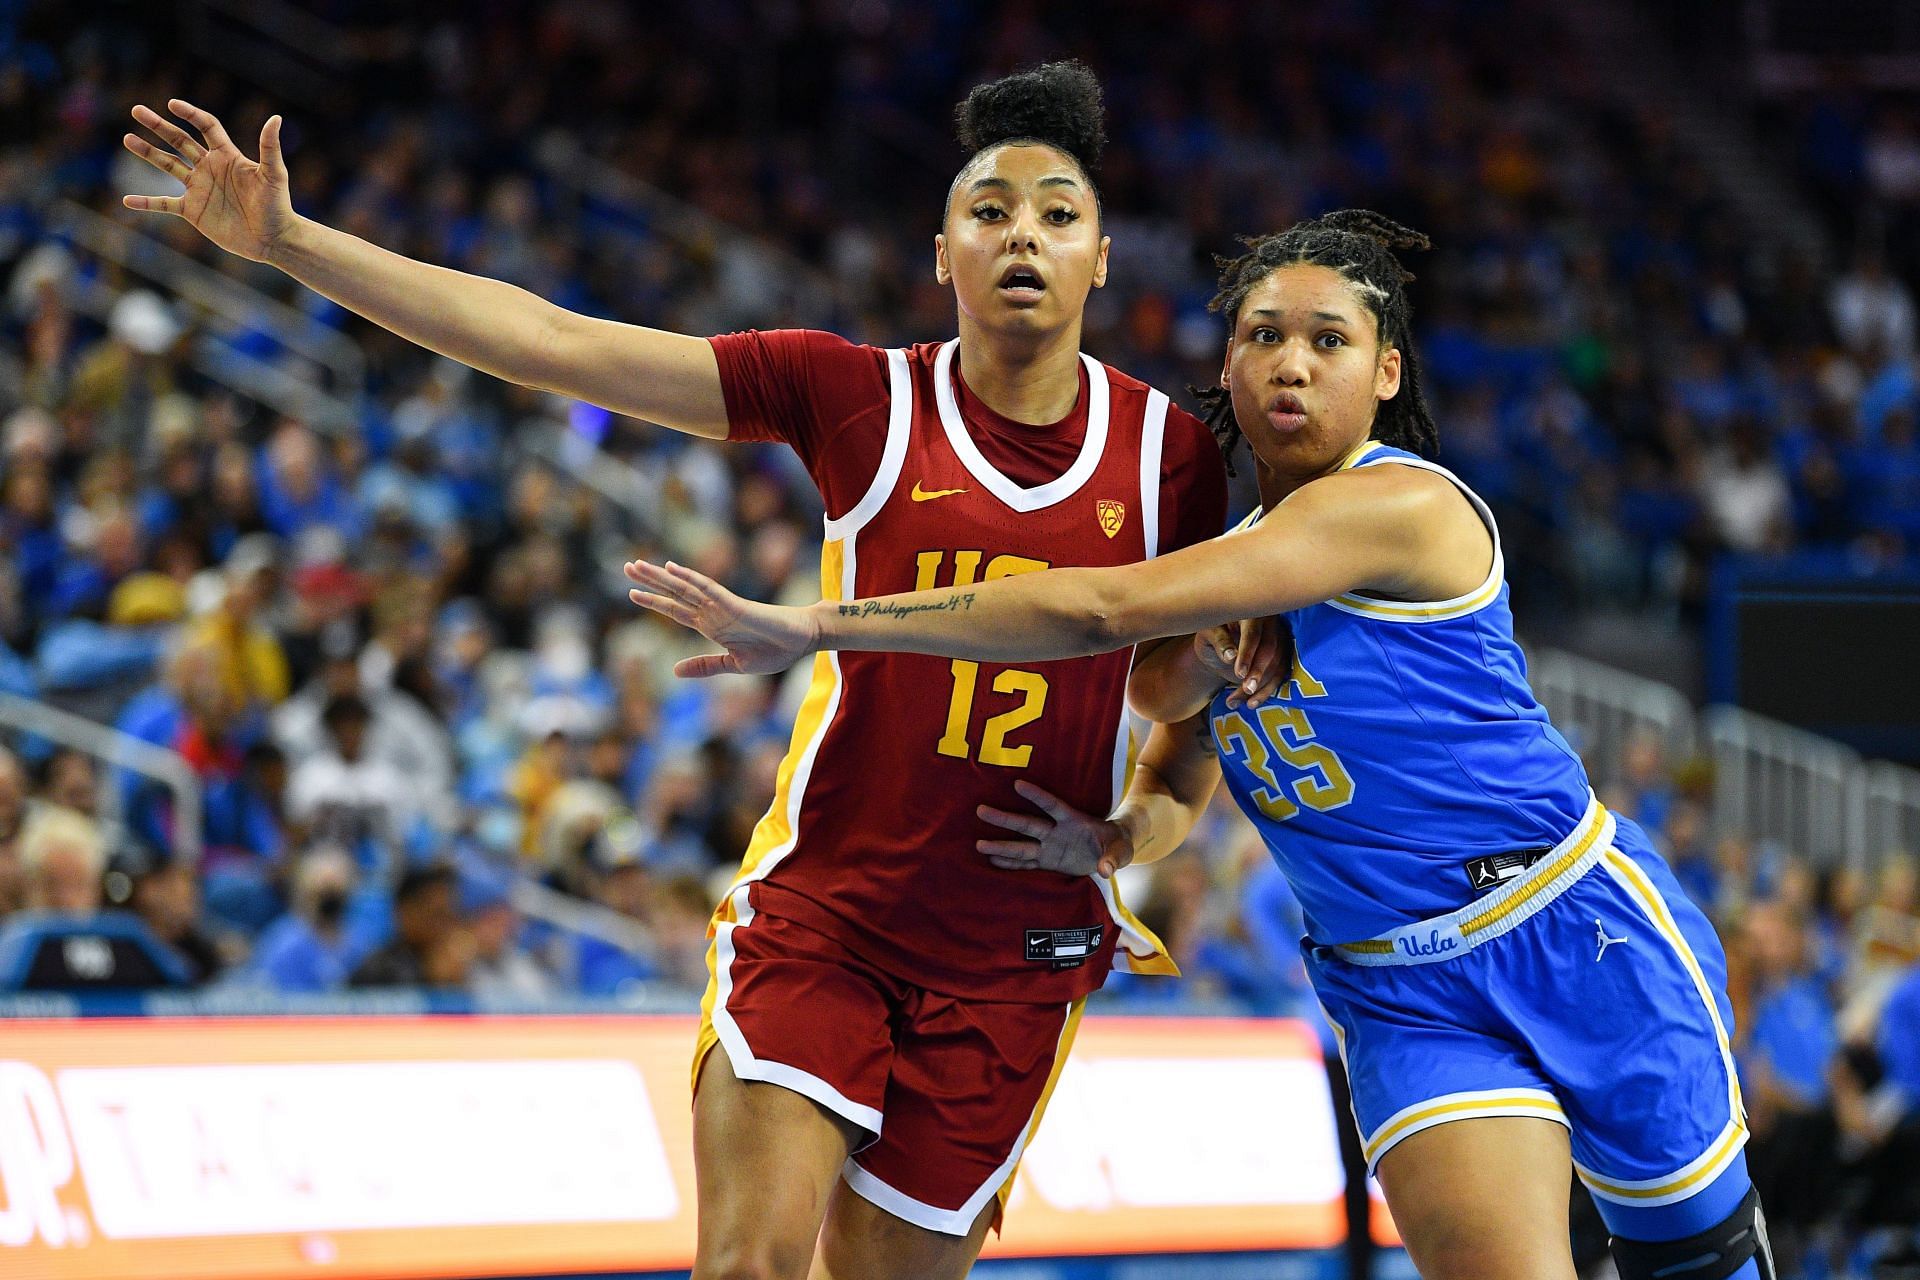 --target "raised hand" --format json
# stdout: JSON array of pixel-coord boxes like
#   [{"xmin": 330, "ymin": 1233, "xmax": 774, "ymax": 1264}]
[
  {"xmin": 977, "ymin": 780, "xmax": 1133, "ymax": 879},
  {"xmin": 624, "ymin": 559, "xmax": 820, "ymax": 677},
  {"xmin": 122, "ymin": 100, "xmax": 294, "ymax": 263}
]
